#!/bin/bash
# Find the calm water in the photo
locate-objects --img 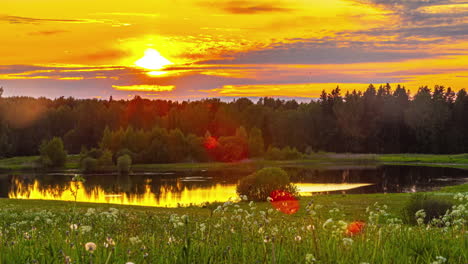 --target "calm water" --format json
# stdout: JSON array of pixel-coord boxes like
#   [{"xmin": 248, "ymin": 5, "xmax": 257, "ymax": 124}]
[{"xmin": 1, "ymin": 165, "xmax": 467, "ymax": 207}]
